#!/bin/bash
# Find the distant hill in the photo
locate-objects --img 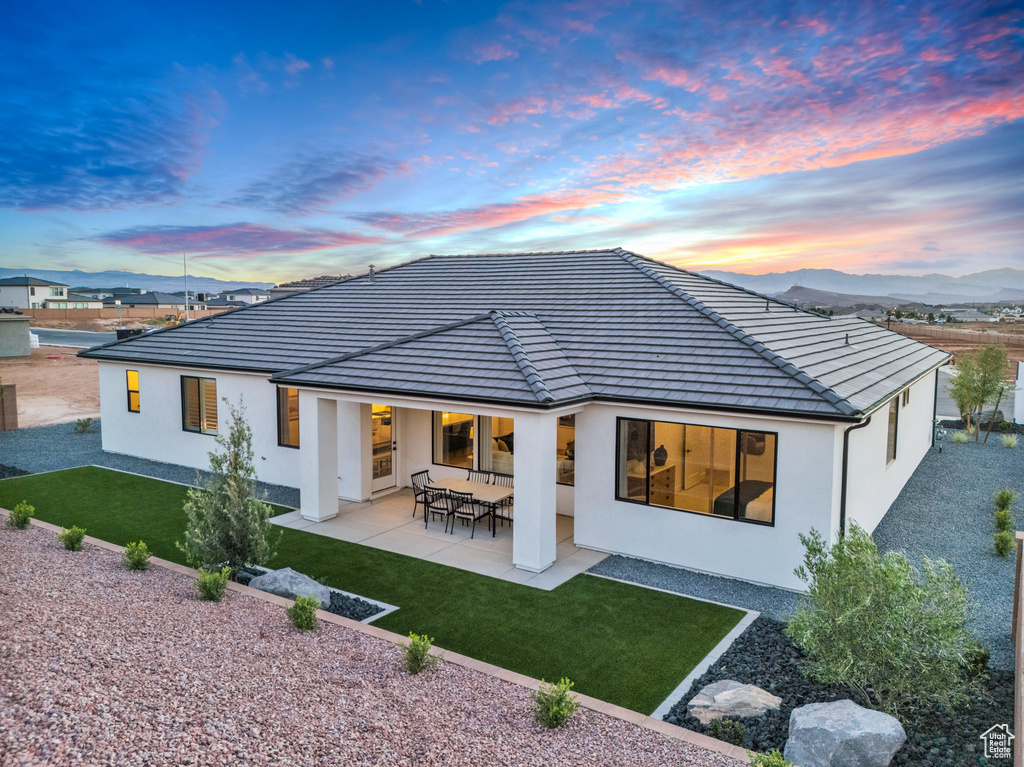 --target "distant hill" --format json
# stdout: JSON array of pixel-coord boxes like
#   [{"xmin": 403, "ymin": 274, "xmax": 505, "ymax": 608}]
[
  {"xmin": 700, "ymin": 267, "xmax": 1024, "ymax": 303},
  {"xmin": 0, "ymin": 267, "xmax": 274, "ymax": 293},
  {"xmin": 775, "ymin": 286, "xmax": 903, "ymax": 311}
]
